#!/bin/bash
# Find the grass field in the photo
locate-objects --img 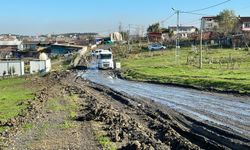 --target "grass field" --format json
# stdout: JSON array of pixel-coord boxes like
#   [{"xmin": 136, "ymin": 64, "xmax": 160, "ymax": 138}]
[
  {"xmin": 121, "ymin": 47, "xmax": 250, "ymax": 94},
  {"xmin": 0, "ymin": 78, "xmax": 37, "ymax": 126}
]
